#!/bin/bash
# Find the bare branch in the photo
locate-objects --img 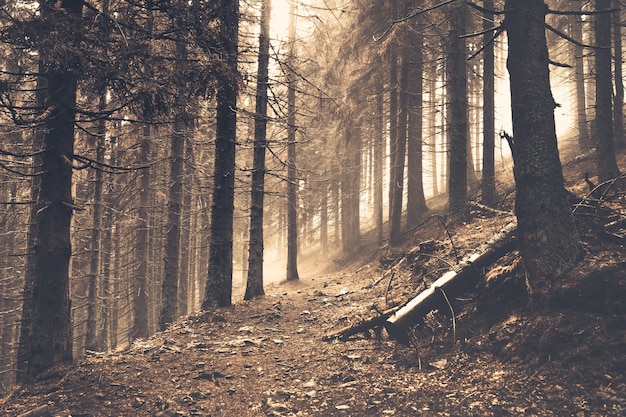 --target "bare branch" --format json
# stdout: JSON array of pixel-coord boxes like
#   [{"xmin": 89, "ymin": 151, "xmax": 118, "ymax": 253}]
[
  {"xmin": 545, "ymin": 22, "xmax": 600, "ymax": 49},
  {"xmin": 374, "ymin": 0, "xmax": 456, "ymax": 42},
  {"xmin": 467, "ymin": 25, "xmax": 505, "ymax": 61}
]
